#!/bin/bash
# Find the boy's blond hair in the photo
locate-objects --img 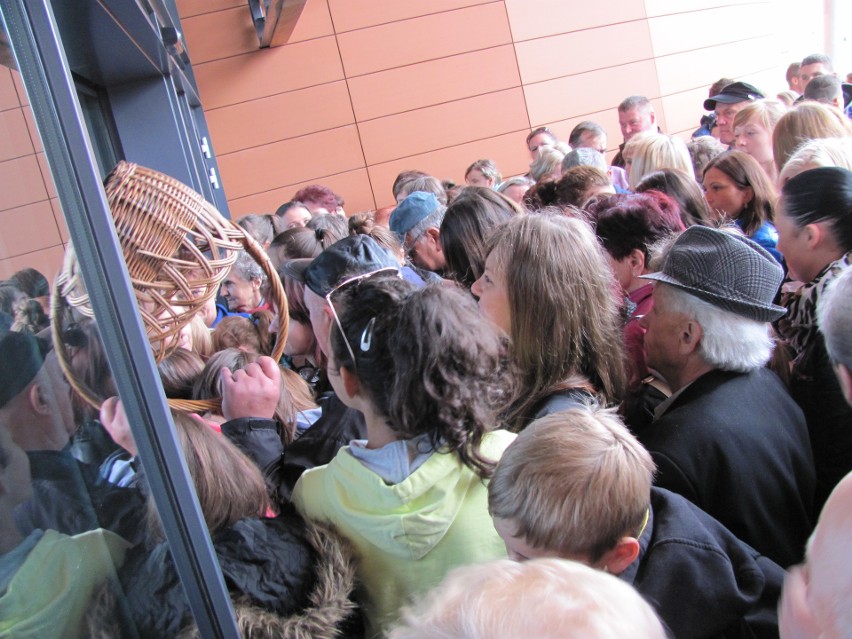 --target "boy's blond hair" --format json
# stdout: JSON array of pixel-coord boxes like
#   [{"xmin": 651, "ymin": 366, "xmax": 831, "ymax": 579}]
[
  {"xmin": 488, "ymin": 406, "xmax": 655, "ymax": 560},
  {"xmin": 389, "ymin": 558, "xmax": 667, "ymax": 639}
]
